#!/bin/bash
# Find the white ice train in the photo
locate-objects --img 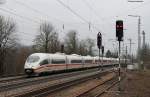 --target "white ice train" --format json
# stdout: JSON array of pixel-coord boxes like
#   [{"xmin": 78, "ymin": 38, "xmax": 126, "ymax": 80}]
[{"xmin": 24, "ymin": 53, "xmax": 119, "ymax": 75}]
